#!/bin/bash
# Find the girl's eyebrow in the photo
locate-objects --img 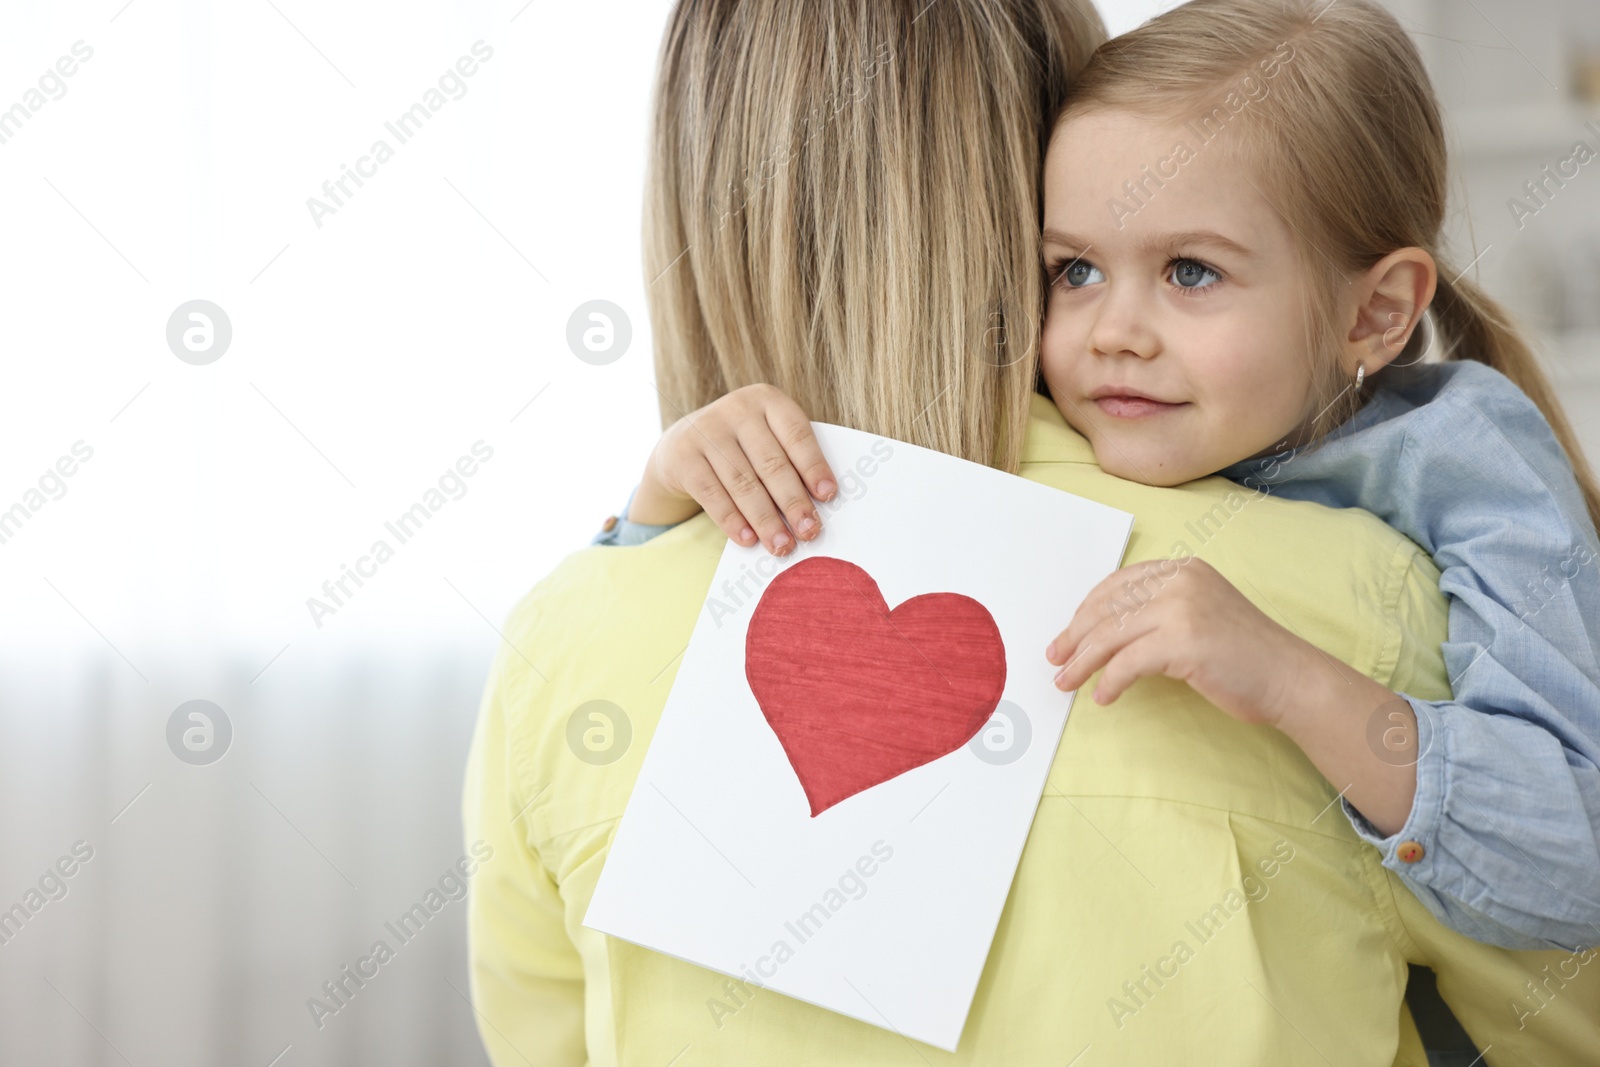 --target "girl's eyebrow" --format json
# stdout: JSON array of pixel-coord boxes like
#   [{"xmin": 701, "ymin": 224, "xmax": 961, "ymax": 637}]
[
  {"xmin": 1144, "ymin": 230, "xmax": 1253, "ymax": 258},
  {"xmin": 1042, "ymin": 227, "xmax": 1252, "ymax": 259},
  {"xmin": 1041, "ymin": 228, "xmax": 1090, "ymax": 249}
]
